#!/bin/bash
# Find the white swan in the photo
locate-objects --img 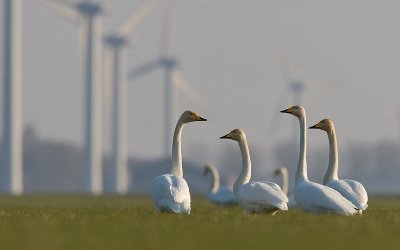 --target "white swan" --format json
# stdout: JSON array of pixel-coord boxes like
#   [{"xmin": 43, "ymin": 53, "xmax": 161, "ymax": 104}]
[
  {"xmin": 203, "ymin": 164, "xmax": 237, "ymax": 207},
  {"xmin": 281, "ymin": 105, "xmax": 358, "ymax": 215},
  {"xmin": 149, "ymin": 111, "xmax": 207, "ymax": 214},
  {"xmin": 309, "ymin": 119, "xmax": 368, "ymax": 213},
  {"xmin": 220, "ymin": 129, "xmax": 288, "ymax": 214},
  {"xmin": 274, "ymin": 167, "xmax": 297, "ymax": 208}
]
